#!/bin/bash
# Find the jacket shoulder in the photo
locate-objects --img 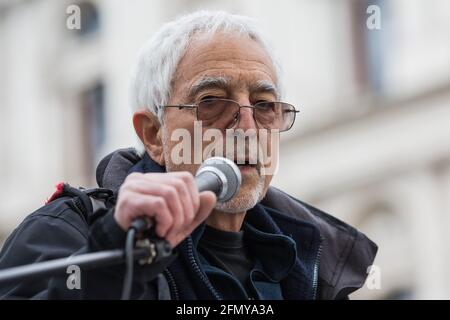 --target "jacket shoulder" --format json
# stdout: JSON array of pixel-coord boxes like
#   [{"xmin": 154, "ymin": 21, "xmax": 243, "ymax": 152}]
[
  {"xmin": 0, "ymin": 197, "xmax": 92, "ymax": 298},
  {"xmin": 27, "ymin": 196, "xmax": 90, "ymax": 238},
  {"xmin": 0, "ymin": 197, "xmax": 90, "ymax": 266},
  {"xmin": 261, "ymin": 186, "xmax": 378, "ymax": 299}
]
